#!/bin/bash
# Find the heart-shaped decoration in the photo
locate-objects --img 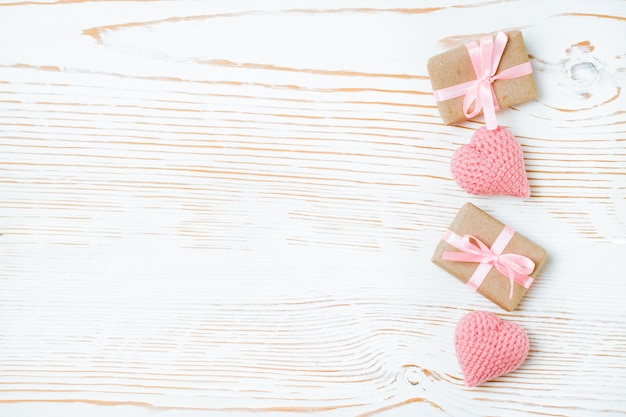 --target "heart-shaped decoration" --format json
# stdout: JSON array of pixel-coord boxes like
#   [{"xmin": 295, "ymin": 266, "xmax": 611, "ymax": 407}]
[
  {"xmin": 451, "ymin": 126, "xmax": 530, "ymax": 198},
  {"xmin": 455, "ymin": 311, "xmax": 529, "ymax": 387}
]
